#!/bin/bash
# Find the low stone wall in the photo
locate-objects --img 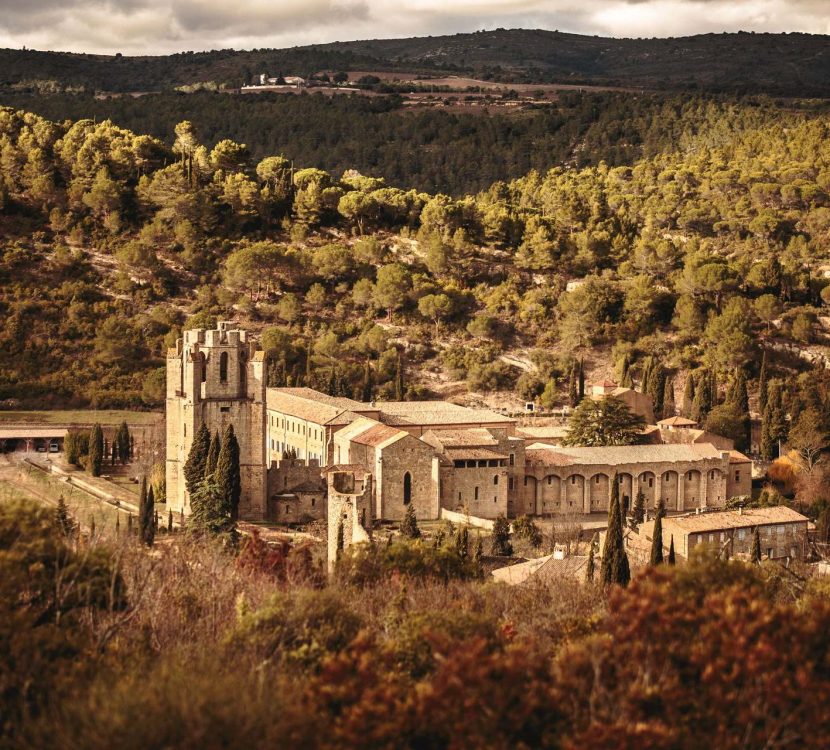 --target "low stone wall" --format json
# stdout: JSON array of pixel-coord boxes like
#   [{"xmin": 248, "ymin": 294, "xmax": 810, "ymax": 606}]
[{"xmin": 440, "ymin": 507, "xmax": 499, "ymax": 531}]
